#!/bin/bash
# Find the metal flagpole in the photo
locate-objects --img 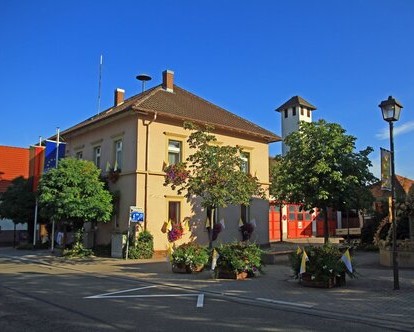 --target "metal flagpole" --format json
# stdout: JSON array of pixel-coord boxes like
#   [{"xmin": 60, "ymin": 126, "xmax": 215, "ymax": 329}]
[
  {"xmin": 33, "ymin": 136, "xmax": 42, "ymax": 246},
  {"xmin": 51, "ymin": 128, "xmax": 60, "ymax": 253},
  {"xmin": 97, "ymin": 54, "xmax": 103, "ymax": 115}
]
